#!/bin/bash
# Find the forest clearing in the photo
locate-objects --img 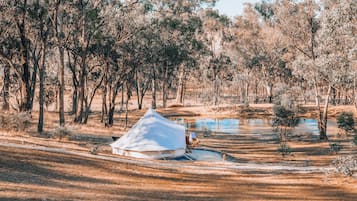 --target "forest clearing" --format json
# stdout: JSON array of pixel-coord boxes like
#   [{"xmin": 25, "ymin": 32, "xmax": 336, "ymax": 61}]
[
  {"xmin": 1, "ymin": 102, "xmax": 357, "ymax": 200},
  {"xmin": 0, "ymin": 0, "xmax": 356, "ymax": 200}
]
